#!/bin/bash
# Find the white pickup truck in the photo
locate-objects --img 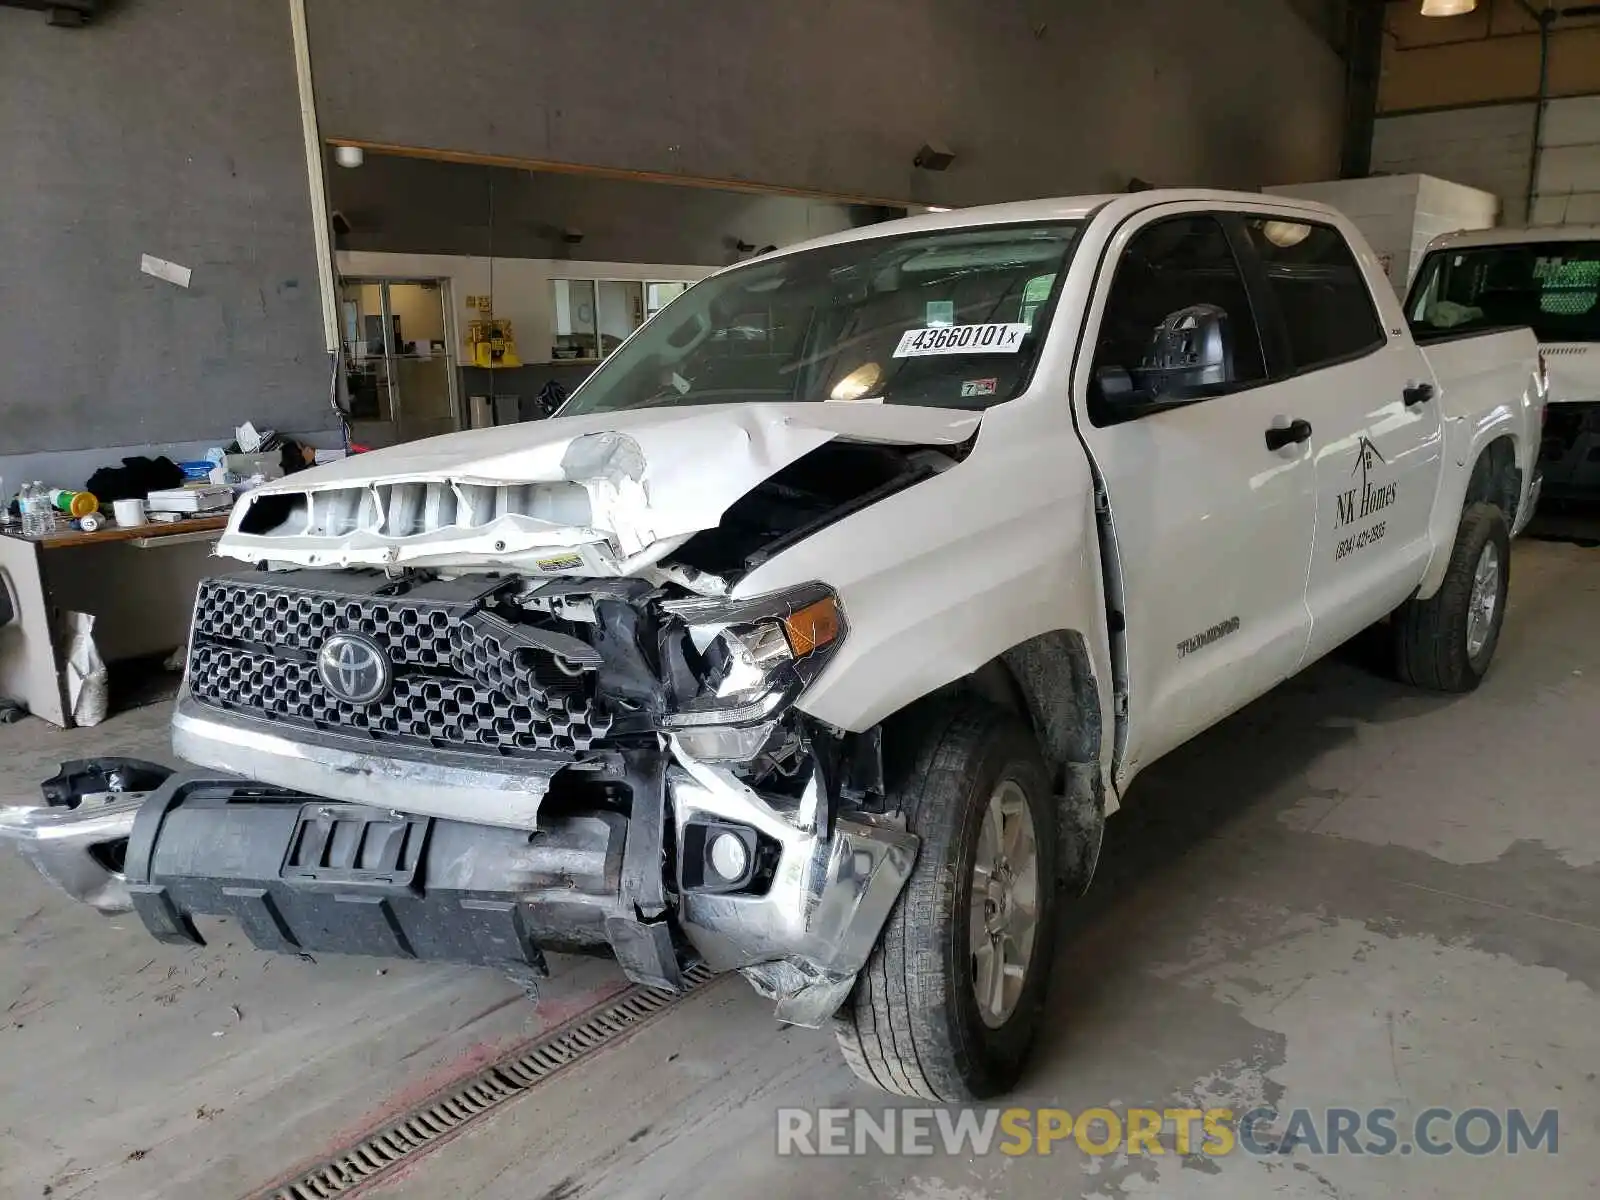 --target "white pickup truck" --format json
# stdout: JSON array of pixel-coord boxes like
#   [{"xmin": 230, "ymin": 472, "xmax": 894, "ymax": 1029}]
[
  {"xmin": 1408, "ymin": 224, "xmax": 1598, "ymax": 500},
  {"xmin": 2, "ymin": 190, "xmax": 1546, "ymax": 1100}
]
